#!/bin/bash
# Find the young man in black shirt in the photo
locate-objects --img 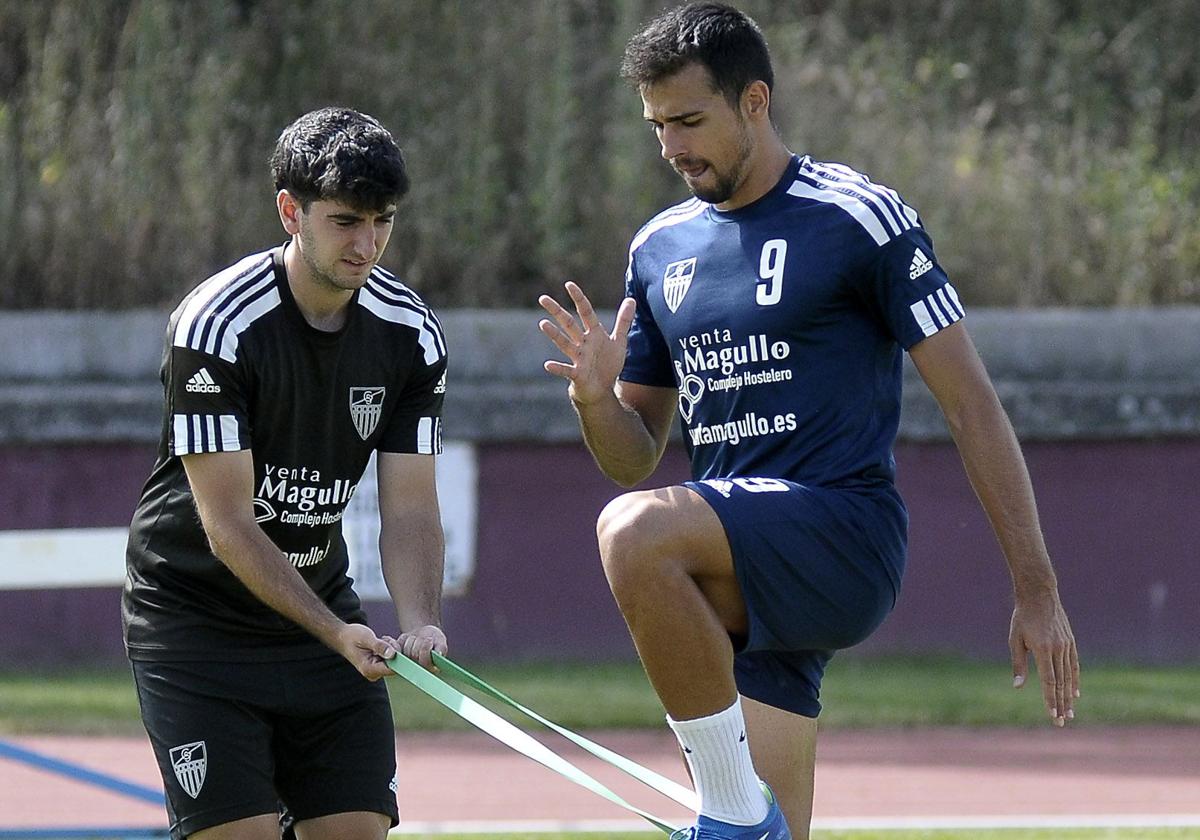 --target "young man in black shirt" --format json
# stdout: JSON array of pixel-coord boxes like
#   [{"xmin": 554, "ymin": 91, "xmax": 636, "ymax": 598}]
[{"xmin": 124, "ymin": 107, "xmax": 448, "ymax": 840}]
